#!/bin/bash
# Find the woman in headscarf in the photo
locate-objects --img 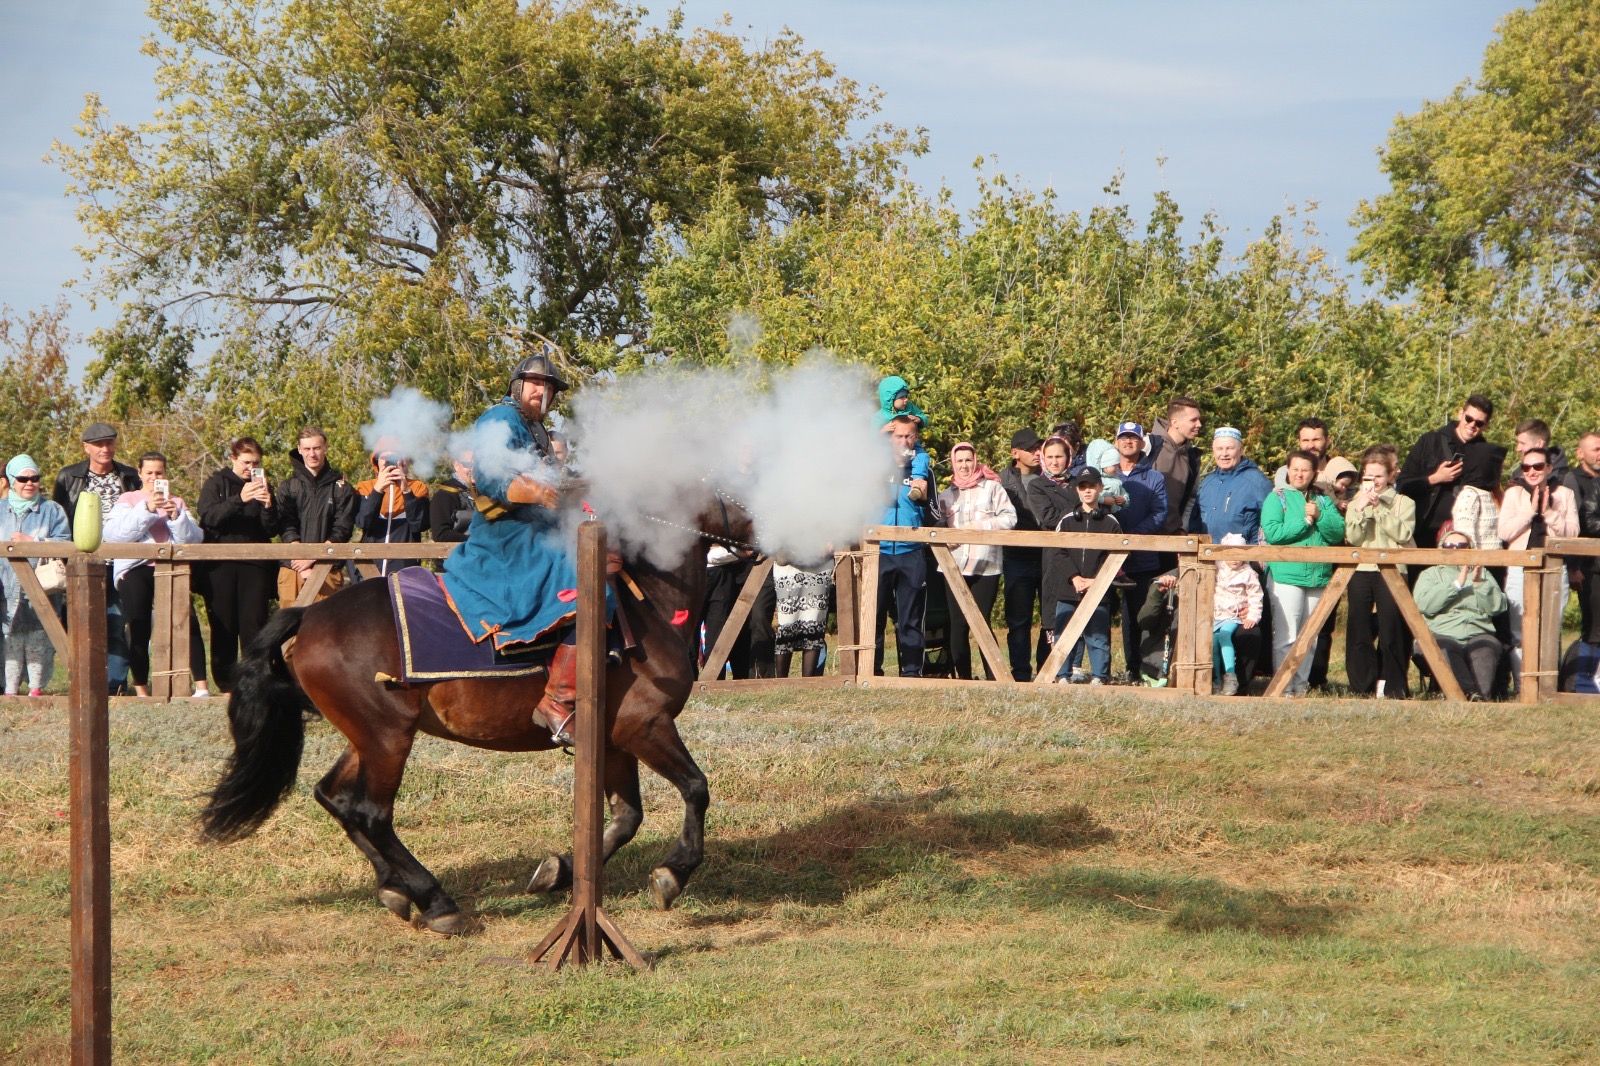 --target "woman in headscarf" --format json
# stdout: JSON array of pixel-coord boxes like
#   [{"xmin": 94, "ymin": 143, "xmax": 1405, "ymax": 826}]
[
  {"xmin": 0, "ymin": 454, "xmax": 70, "ymax": 695},
  {"xmin": 932, "ymin": 442, "xmax": 1017, "ymax": 679},
  {"xmin": 1414, "ymin": 528, "xmax": 1509, "ymax": 700}
]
